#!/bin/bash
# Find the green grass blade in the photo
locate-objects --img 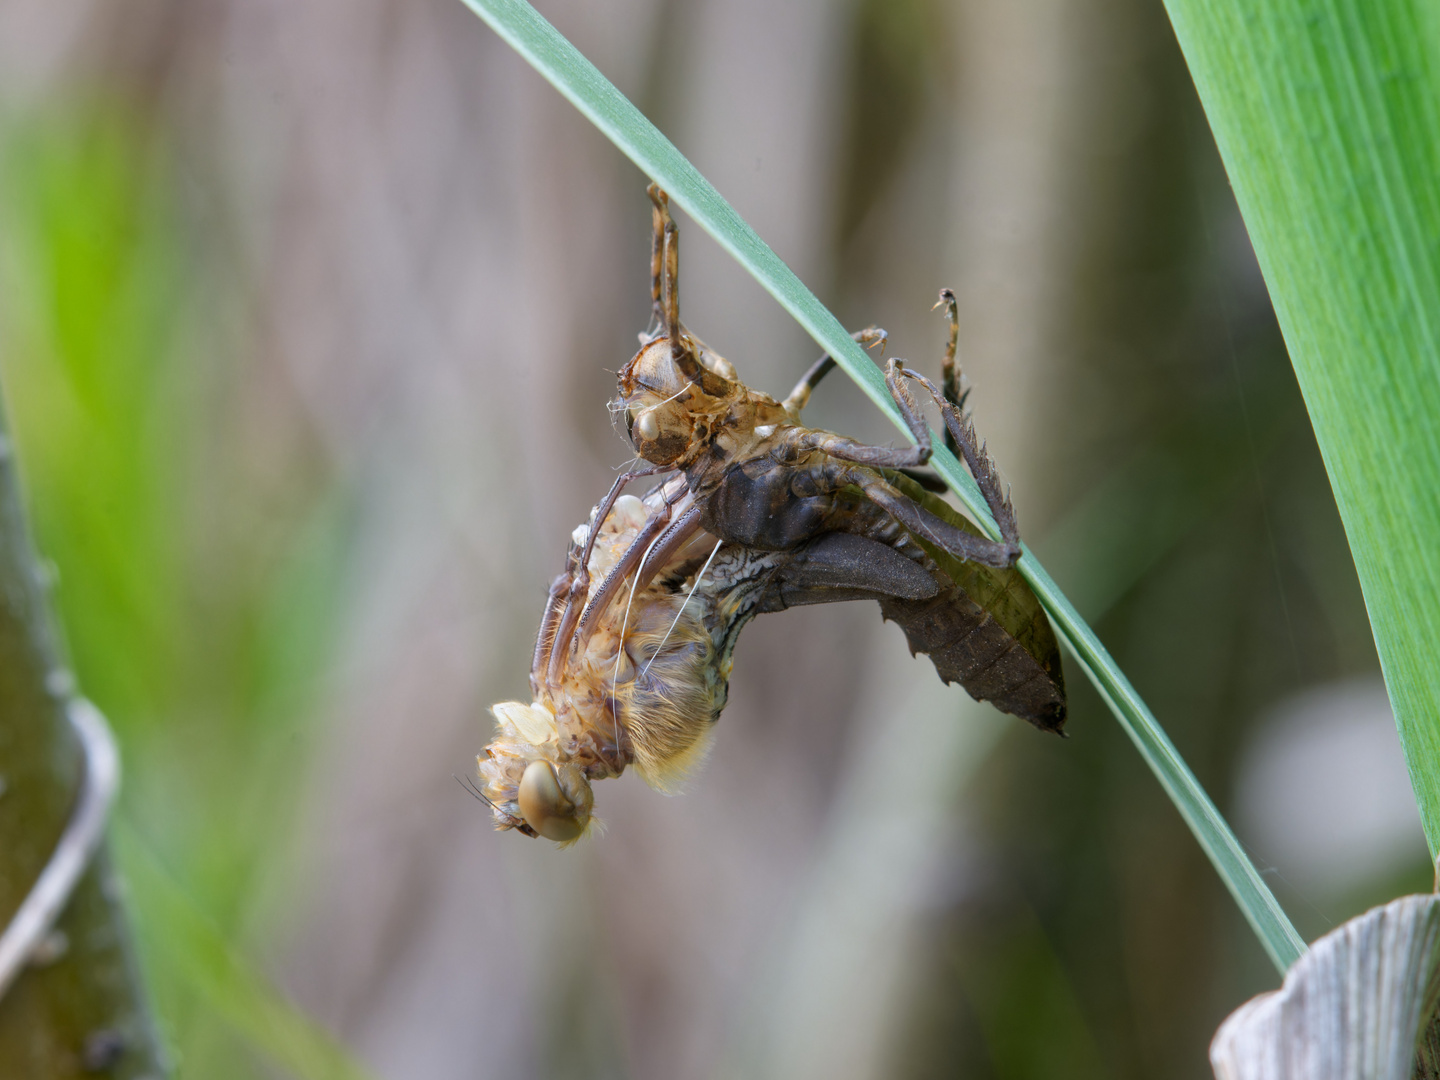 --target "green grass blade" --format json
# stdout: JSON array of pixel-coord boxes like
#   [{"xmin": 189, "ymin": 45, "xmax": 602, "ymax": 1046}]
[
  {"xmin": 459, "ymin": 0, "xmax": 1306, "ymax": 972},
  {"xmin": 1020, "ymin": 558, "xmax": 1305, "ymax": 971},
  {"xmin": 118, "ymin": 825, "xmax": 380, "ymax": 1080},
  {"xmin": 1162, "ymin": 0, "xmax": 1440, "ymax": 862}
]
